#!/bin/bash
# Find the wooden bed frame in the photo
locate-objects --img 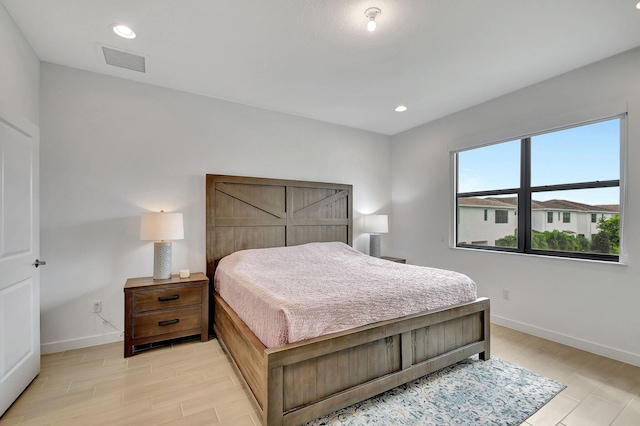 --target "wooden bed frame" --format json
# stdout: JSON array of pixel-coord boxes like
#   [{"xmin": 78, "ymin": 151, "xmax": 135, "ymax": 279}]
[{"xmin": 206, "ymin": 174, "xmax": 490, "ymax": 426}]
